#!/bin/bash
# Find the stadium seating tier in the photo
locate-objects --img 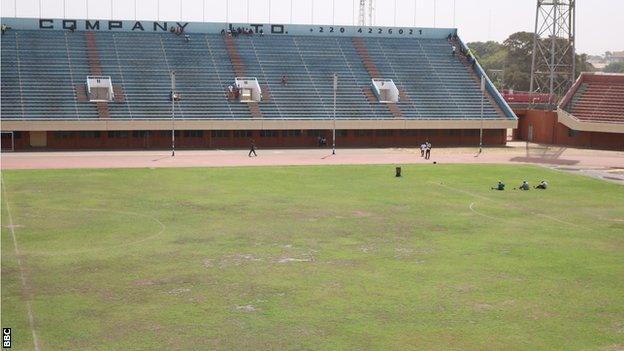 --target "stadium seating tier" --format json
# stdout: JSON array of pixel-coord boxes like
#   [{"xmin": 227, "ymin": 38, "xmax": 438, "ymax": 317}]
[{"xmin": 1, "ymin": 30, "xmax": 511, "ymax": 121}]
